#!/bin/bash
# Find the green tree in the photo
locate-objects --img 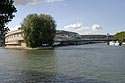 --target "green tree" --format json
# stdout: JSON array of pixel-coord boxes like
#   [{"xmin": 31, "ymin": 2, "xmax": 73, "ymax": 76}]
[
  {"xmin": 21, "ymin": 14, "xmax": 56, "ymax": 48},
  {"xmin": 0, "ymin": 0, "xmax": 17, "ymax": 45},
  {"xmin": 114, "ymin": 31, "xmax": 125, "ymax": 45}
]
